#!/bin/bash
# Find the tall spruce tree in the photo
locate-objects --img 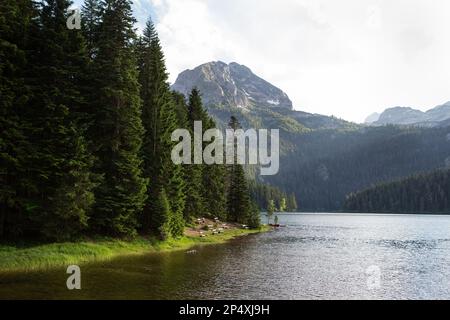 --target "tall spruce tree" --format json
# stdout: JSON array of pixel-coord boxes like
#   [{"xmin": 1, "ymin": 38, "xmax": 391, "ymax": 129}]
[
  {"xmin": 138, "ymin": 18, "xmax": 185, "ymax": 237},
  {"xmin": 81, "ymin": 0, "xmax": 103, "ymax": 59},
  {"xmin": 228, "ymin": 163, "xmax": 252, "ymax": 223},
  {"xmin": 226, "ymin": 116, "xmax": 257, "ymax": 225},
  {"xmin": 287, "ymin": 193, "xmax": 298, "ymax": 212},
  {"xmin": 153, "ymin": 188, "xmax": 171, "ymax": 240},
  {"xmin": 18, "ymin": 0, "xmax": 96, "ymax": 240},
  {"xmin": 201, "ymin": 115, "xmax": 227, "ymax": 220},
  {"xmin": 90, "ymin": 0, "xmax": 147, "ymax": 237},
  {"xmin": 0, "ymin": 0, "xmax": 39, "ymax": 238},
  {"xmin": 80, "ymin": 0, "xmax": 104, "ymax": 132},
  {"xmin": 171, "ymin": 91, "xmax": 189, "ymax": 127},
  {"xmin": 184, "ymin": 89, "xmax": 207, "ymax": 221}
]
